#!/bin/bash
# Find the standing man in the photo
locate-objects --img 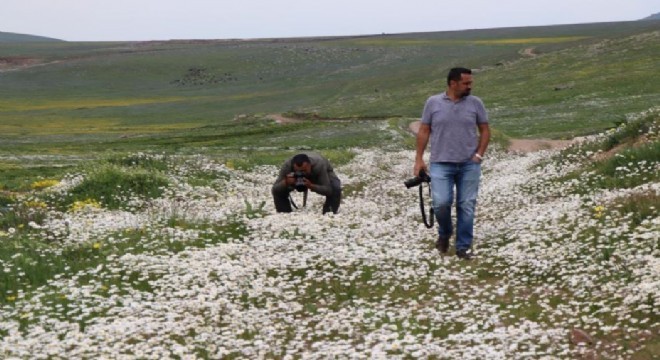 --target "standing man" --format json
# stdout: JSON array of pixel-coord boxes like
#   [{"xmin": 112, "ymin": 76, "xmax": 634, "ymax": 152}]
[
  {"xmin": 272, "ymin": 152, "xmax": 342, "ymax": 214},
  {"xmin": 414, "ymin": 67, "xmax": 490, "ymax": 260}
]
